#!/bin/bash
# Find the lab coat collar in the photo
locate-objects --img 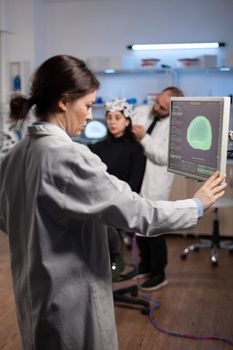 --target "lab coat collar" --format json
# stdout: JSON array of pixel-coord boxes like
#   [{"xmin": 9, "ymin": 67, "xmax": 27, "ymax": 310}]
[{"xmin": 27, "ymin": 123, "xmax": 72, "ymax": 142}]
